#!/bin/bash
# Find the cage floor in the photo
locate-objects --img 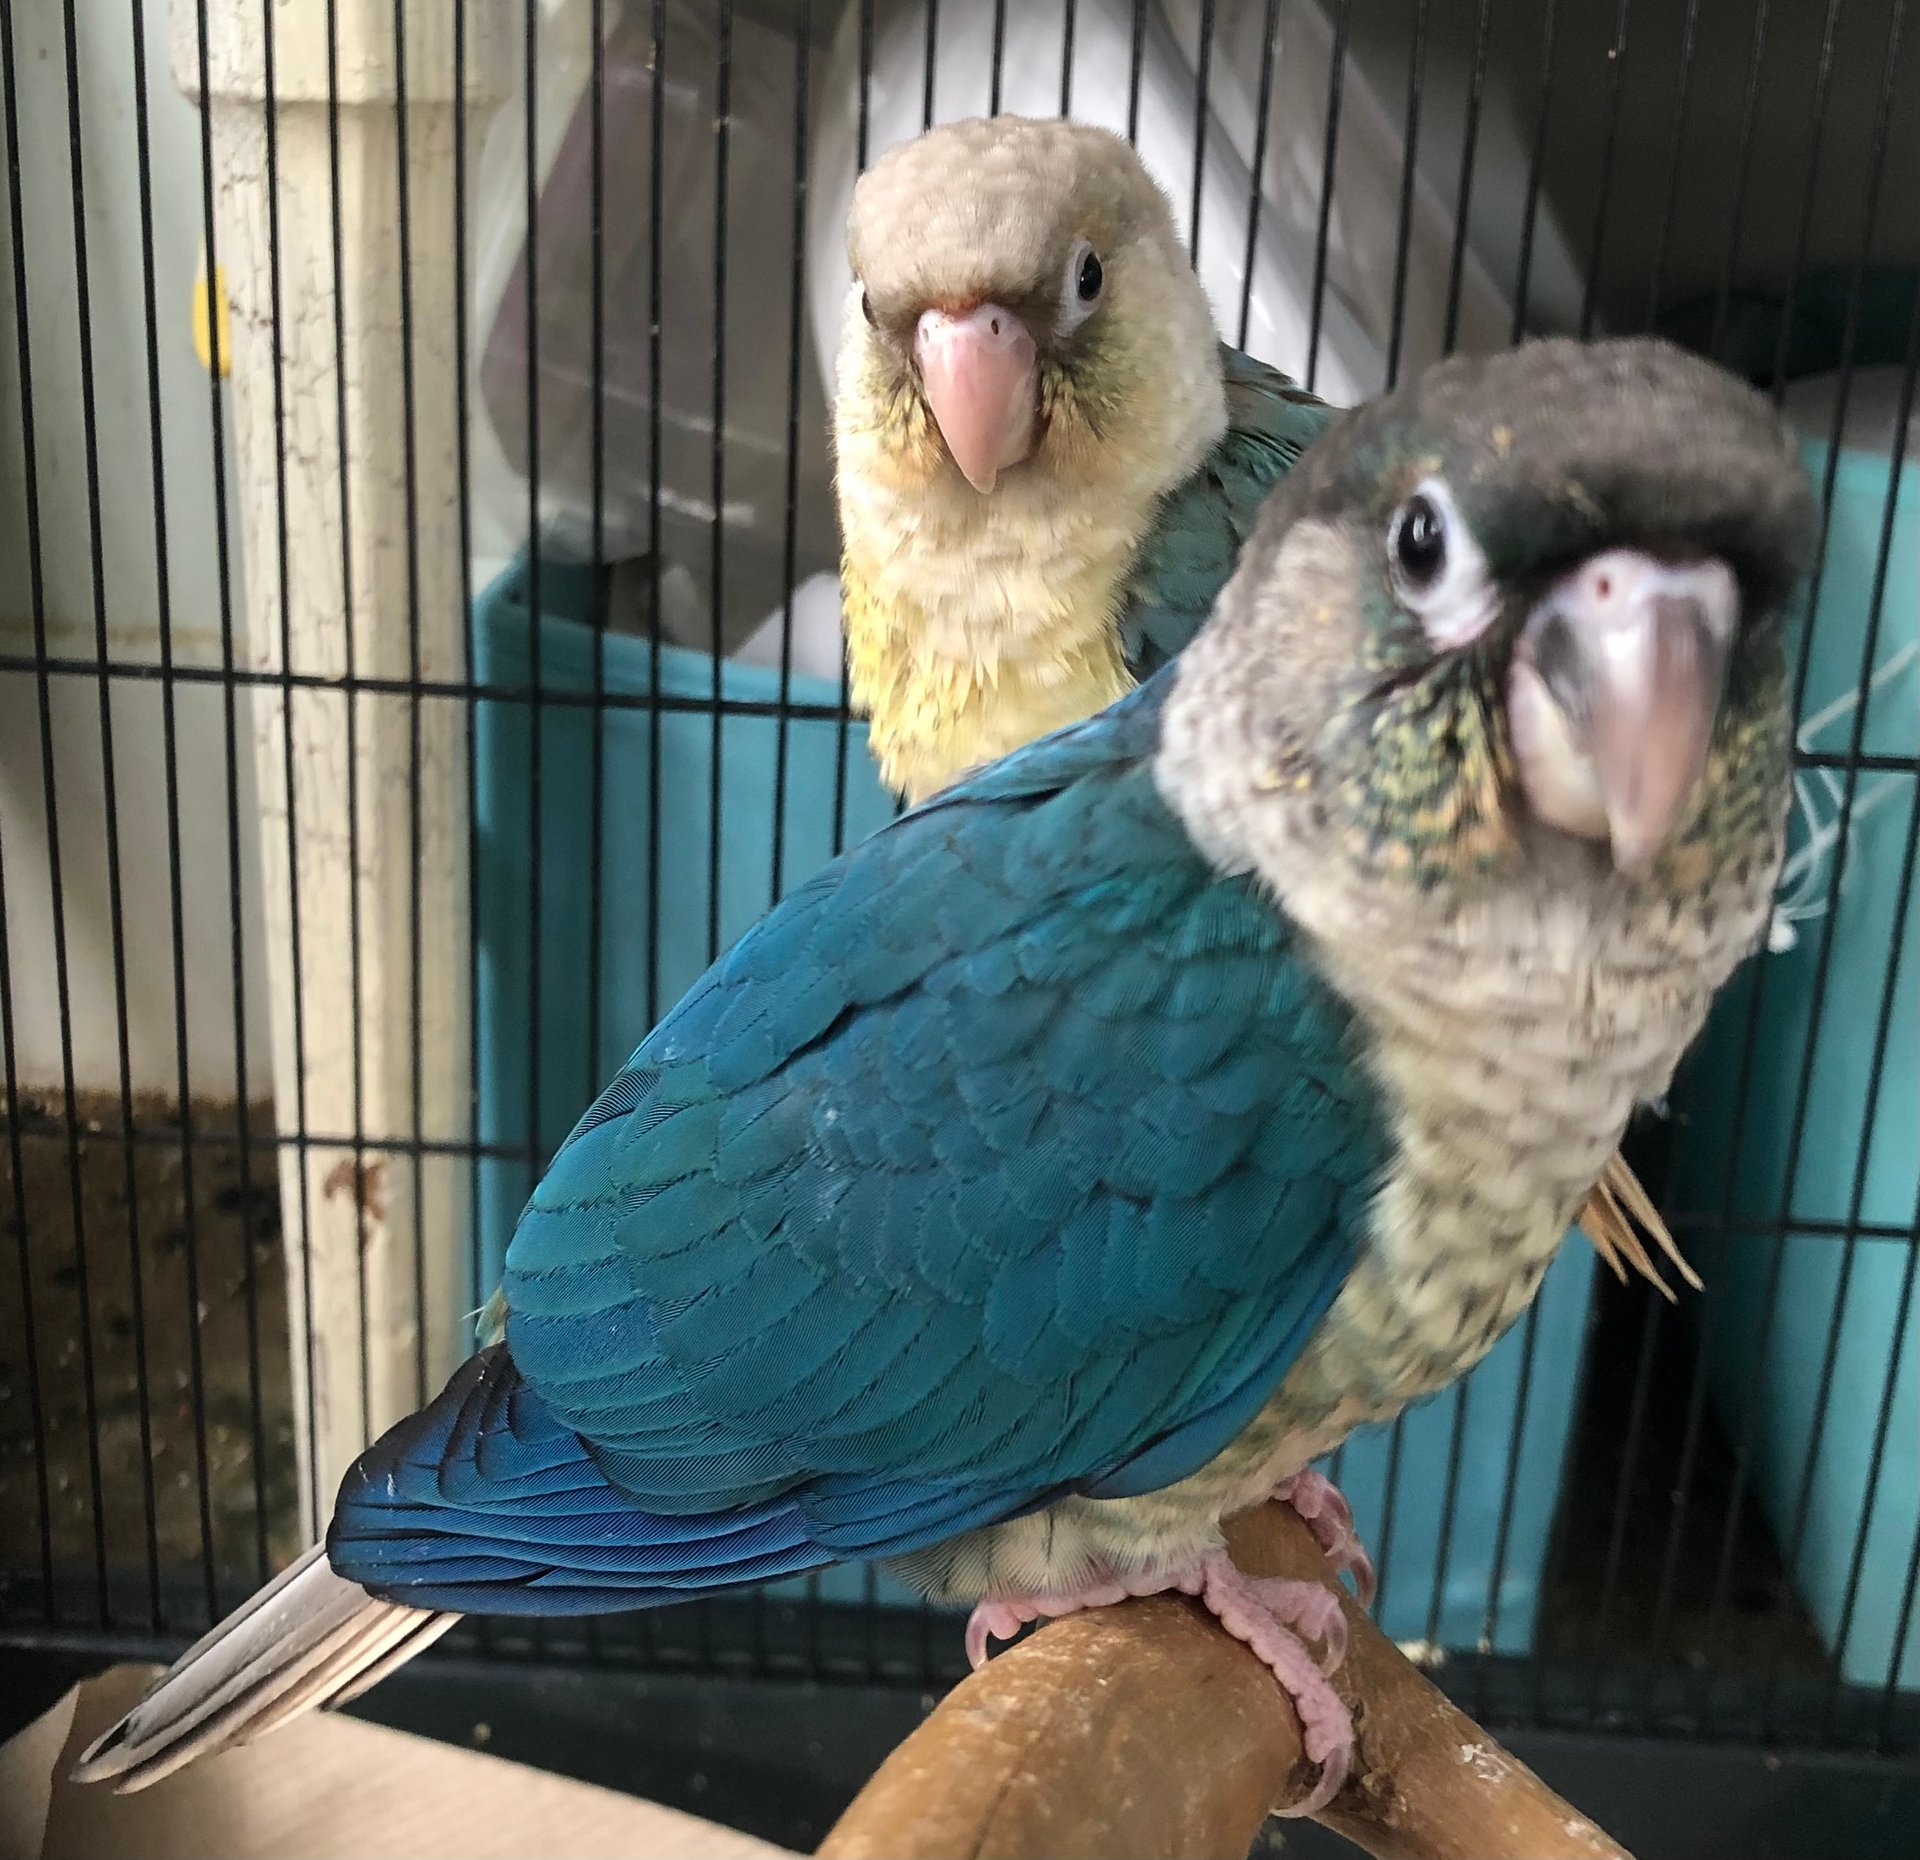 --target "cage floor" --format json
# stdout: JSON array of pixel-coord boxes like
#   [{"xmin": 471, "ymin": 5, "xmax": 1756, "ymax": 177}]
[{"xmin": 0, "ymin": 1091, "xmax": 299, "ymax": 1622}]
